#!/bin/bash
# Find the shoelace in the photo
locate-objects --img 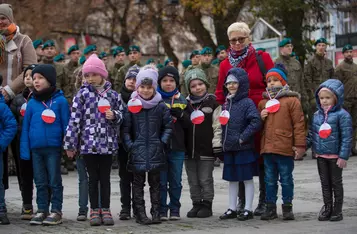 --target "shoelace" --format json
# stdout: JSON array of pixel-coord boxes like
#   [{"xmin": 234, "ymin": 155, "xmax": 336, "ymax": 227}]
[{"xmin": 34, "ymin": 212, "xmax": 45, "ymax": 218}]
